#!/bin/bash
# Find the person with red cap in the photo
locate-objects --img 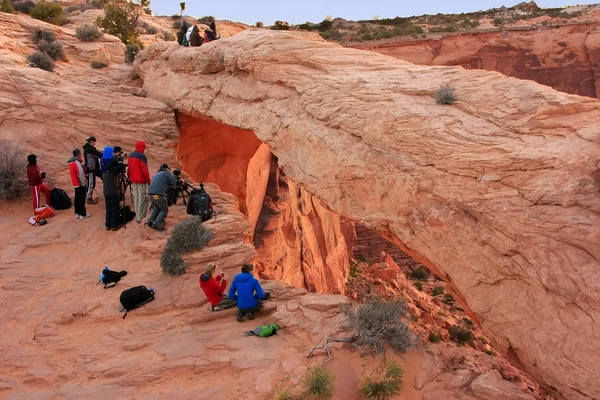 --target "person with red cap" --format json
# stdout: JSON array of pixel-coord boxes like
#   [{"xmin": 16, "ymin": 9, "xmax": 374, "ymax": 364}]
[
  {"xmin": 128, "ymin": 140, "xmax": 151, "ymax": 223},
  {"xmin": 68, "ymin": 149, "xmax": 91, "ymax": 219}
]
